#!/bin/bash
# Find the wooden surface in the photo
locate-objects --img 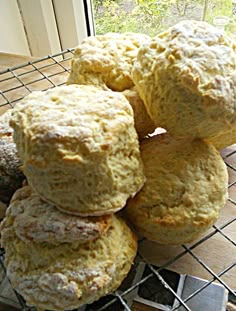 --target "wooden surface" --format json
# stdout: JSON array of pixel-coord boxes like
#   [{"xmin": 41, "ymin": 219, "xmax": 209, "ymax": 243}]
[
  {"xmin": 0, "ymin": 52, "xmax": 37, "ymax": 116},
  {"xmin": 0, "ymin": 52, "xmax": 235, "ymax": 310},
  {"xmin": 132, "ymin": 301, "xmax": 162, "ymax": 311},
  {"xmin": 0, "ymin": 52, "xmax": 37, "ymax": 70}
]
